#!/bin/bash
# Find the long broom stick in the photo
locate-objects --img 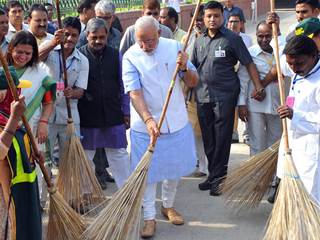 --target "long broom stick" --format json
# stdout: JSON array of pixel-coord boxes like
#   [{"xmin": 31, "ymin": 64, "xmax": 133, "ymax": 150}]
[
  {"xmin": 0, "ymin": 47, "xmax": 85, "ymax": 240},
  {"xmin": 220, "ymin": 6, "xmax": 285, "ymax": 211},
  {"xmin": 263, "ymin": 1, "xmax": 320, "ymax": 239},
  {"xmin": 81, "ymin": 1, "xmax": 203, "ymax": 239},
  {"xmin": 54, "ymin": 0, "xmax": 104, "ymax": 214}
]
